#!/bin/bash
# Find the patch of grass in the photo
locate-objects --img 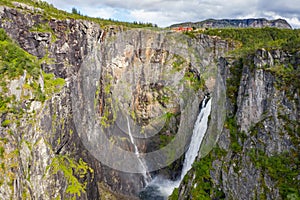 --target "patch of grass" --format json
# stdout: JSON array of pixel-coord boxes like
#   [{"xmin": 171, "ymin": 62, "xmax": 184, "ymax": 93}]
[
  {"xmin": 224, "ymin": 117, "xmax": 243, "ymax": 153},
  {"xmin": 203, "ymin": 27, "xmax": 300, "ymax": 55},
  {"xmin": 30, "ymin": 22, "xmax": 57, "ymax": 42},
  {"xmin": 249, "ymin": 150, "xmax": 300, "ymax": 199},
  {"xmin": 183, "ymin": 69, "xmax": 205, "ymax": 91},
  {"xmin": 46, "ymin": 155, "xmax": 93, "ymax": 199},
  {"xmin": 170, "ymin": 146, "xmax": 226, "ymax": 199},
  {"xmin": 172, "ymin": 54, "xmax": 186, "ymax": 71},
  {"xmin": 0, "ymin": 146, "xmax": 4, "ymax": 158},
  {"xmin": 1, "ymin": 119, "xmax": 11, "ymax": 127},
  {"xmin": 169, "ymin": 188, "xmax": 179, "ymax": 200},
  {"xmin": 265, "ymin": 63, "xmax": 300, "ymax": 97},
  {"xmin": 183, "ymin": 31, "xmax": 196, "ymax": 38},
  {"xmin": 98, "ymin": 73, "xmax": 117, "ymax": 128},
  {"xmin": 43, "ymin": 71, "xmax": 65, "ymax": 98},
  {"xmin": 0, "ymin": 29, "xmax": 40, "ymax": 79},
  {"xmin": 0, "ymin": 95, "xmax": 11, "ymax": 114}
]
